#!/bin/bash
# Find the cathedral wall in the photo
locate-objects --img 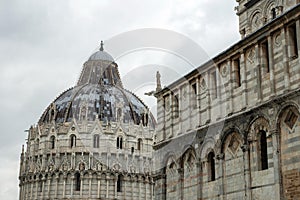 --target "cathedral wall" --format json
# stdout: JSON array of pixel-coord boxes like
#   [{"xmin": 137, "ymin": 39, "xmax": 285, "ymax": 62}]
[
  {"xmin": 154, "ymin": 3, "xmax": 300, "ymax": 200},
  {"xmin": 20, "ymin": 172, "xmax": 154, "ymax": 200},
  {"xmin": 155, "ymin": 4, "xmax": 300, "ymax": 146},
  {"xmin": 236, "ymin": 0, "xmax": 299, "ymax": 38}
]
